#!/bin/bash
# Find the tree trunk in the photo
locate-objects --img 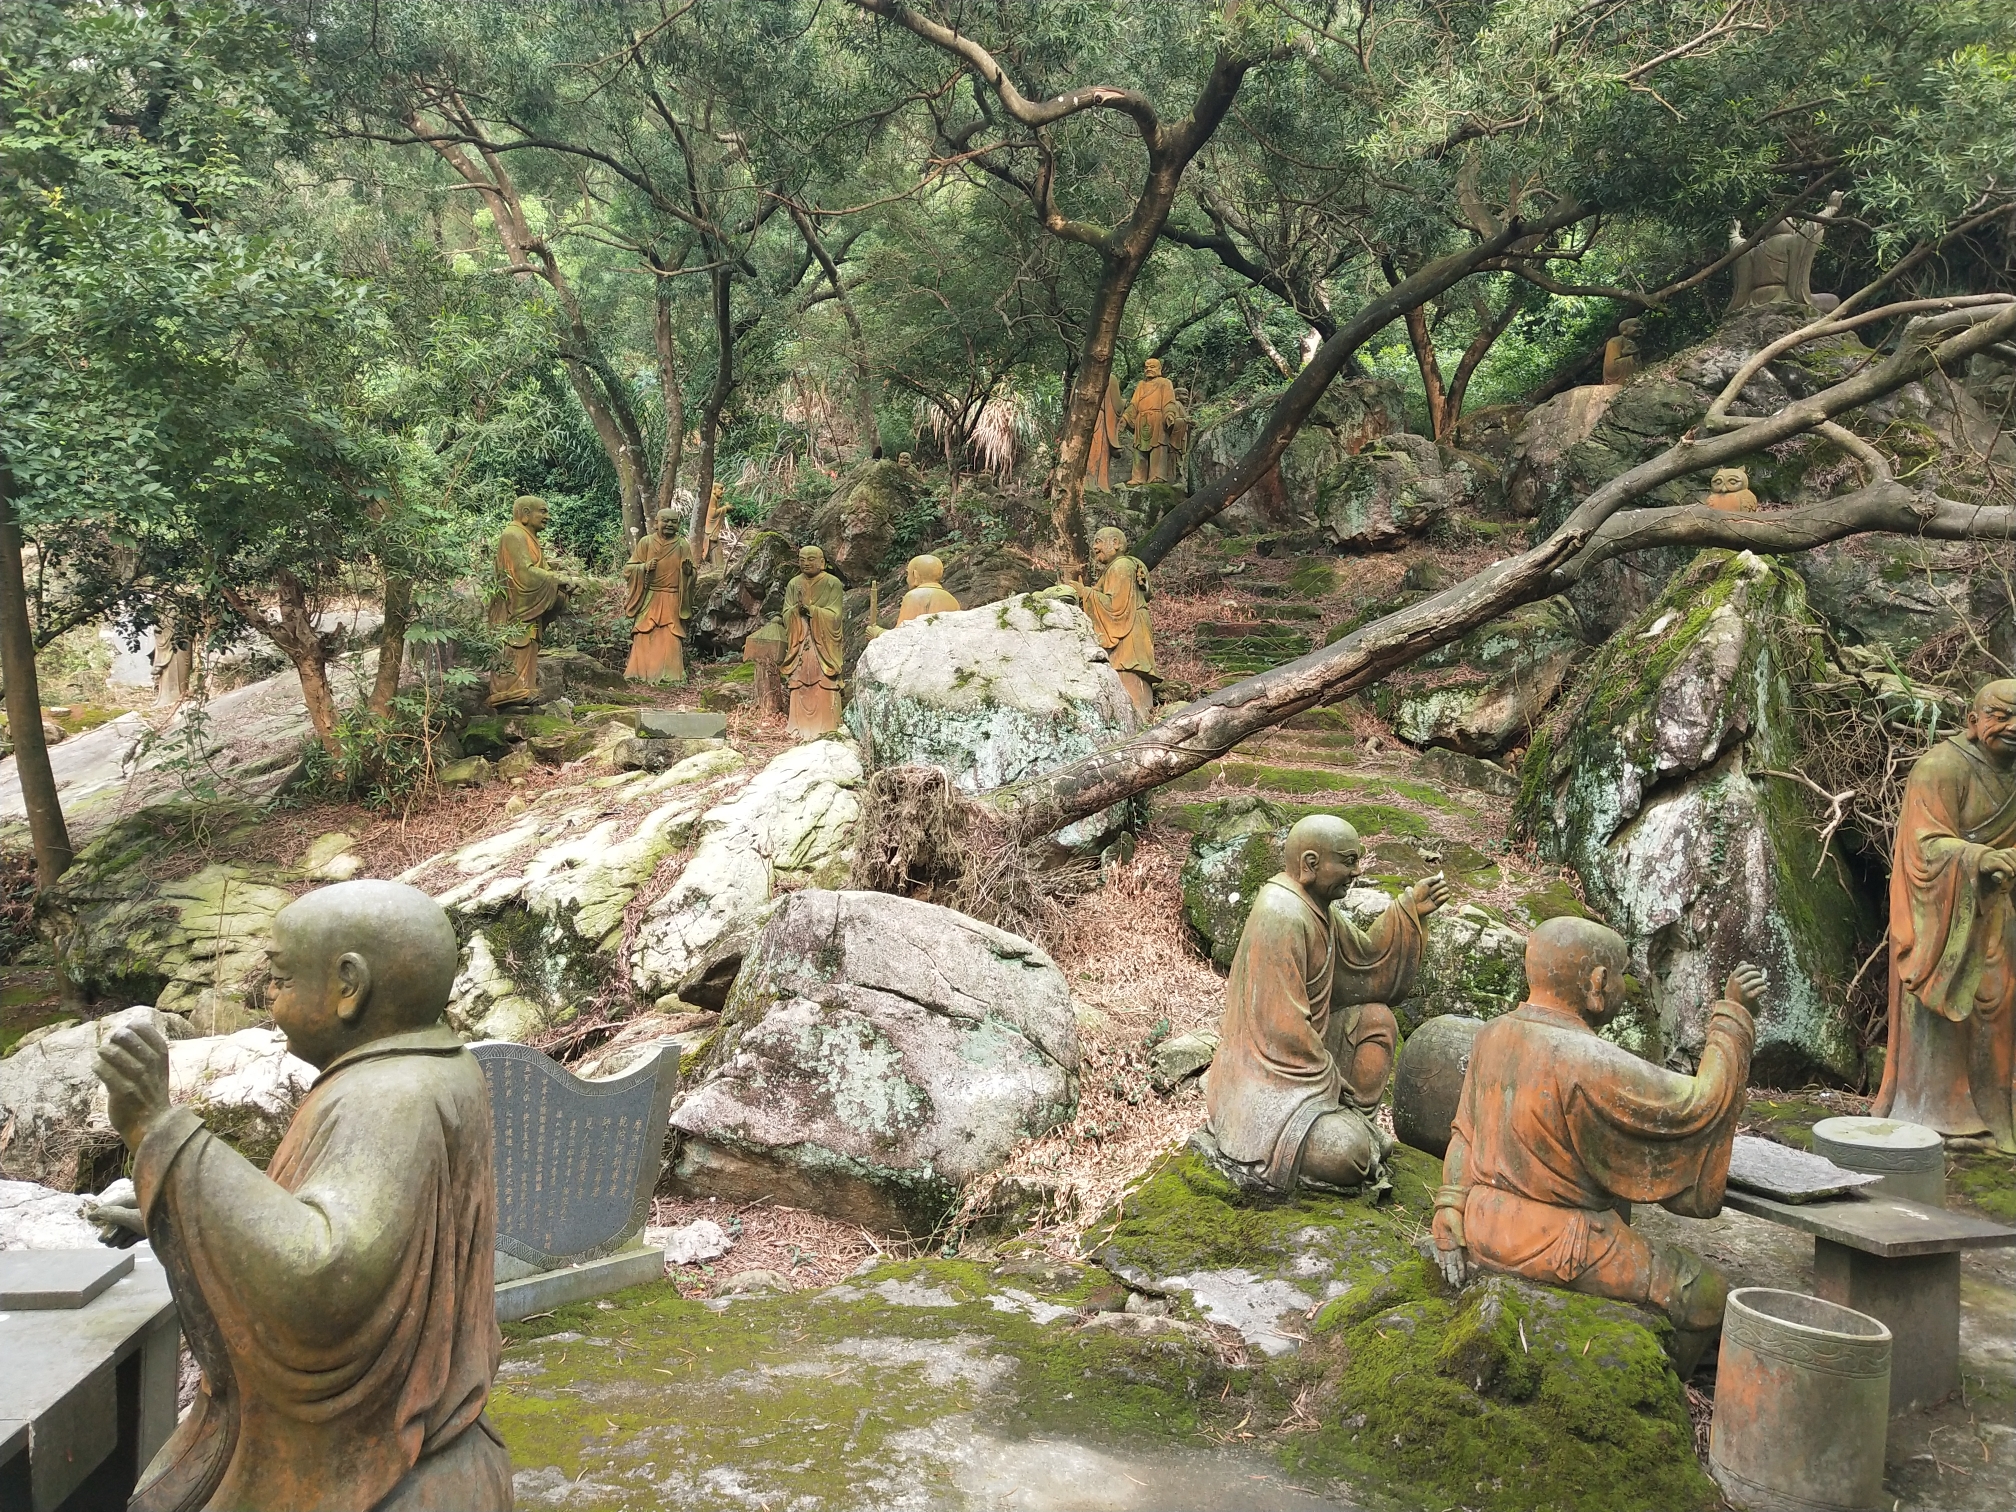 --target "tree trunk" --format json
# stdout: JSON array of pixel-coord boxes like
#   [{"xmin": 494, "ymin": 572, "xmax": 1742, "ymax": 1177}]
[
  {"xmin": 789, "ymin": 206, "xmax": 881, "ymax": 461},
  {"xmin": 1441, "ymin": 296, "xmax": 1521, "ymax": 438},
  {"xmin": 654, "ymin": 275, "xmax": 685, "ymax": 513},
  {"xmin": 366, "ymin": 574, "xmax": 413, "ymax": 718},
  {"xmin": 0, "ymin": 459, "xmax": 73, "ymax": 888},
  {"xmin": 694, "ymin": 264, "xmax": 735, "ymax": 542},
  {"xmin": 1050, "ymin": 252, "xmax": 1141, "ymax": 569},
  {"xmin": 221, "ymin": 575, "xmax": 343, "ymax": 762},
  {"xmin": 1397, "ymin": 297, "xmax": 1450, "ymax": 440}
]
